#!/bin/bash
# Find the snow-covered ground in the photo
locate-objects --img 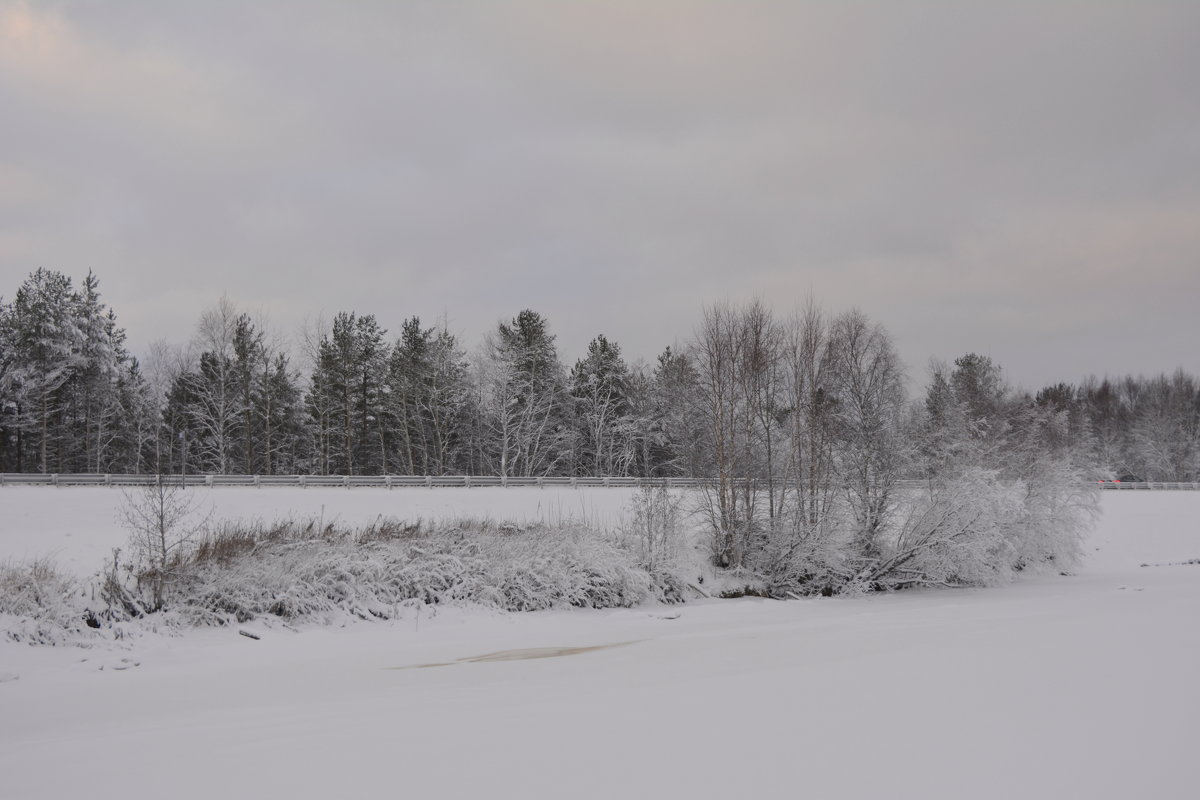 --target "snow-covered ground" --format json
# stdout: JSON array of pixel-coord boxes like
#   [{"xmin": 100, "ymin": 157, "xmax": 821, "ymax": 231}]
[{"xmin": 1, "ymin": 489, "xmax": 1198, "ymax": 799}]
